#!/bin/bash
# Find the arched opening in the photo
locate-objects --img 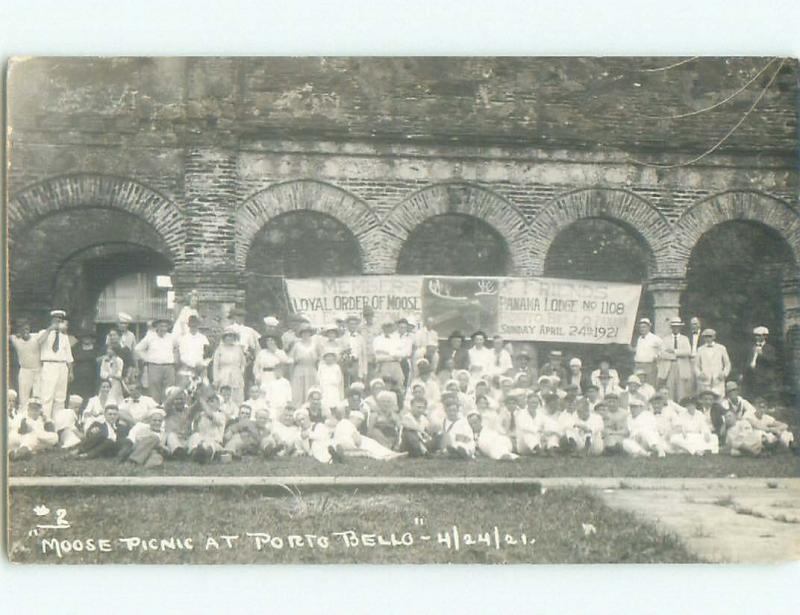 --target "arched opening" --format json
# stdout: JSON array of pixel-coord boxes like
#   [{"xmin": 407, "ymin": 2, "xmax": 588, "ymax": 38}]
[
  {"xmin": 682, "ymin": 220, "xmax": 794, "ymax": 384},
  {"xmin": 244, "ymin": 210, "xmax": 363, "ymax": 322},
  {"xmin": 543, "ymin": 217, "xmax": 654, "ymax": 373},
  {"xmin": 10, "ymin": 207, "xmax": 173, "ymax": 329},
  {"xmin": 396, "ymin": 213, "xmax": 511, "ymax": 276}
]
